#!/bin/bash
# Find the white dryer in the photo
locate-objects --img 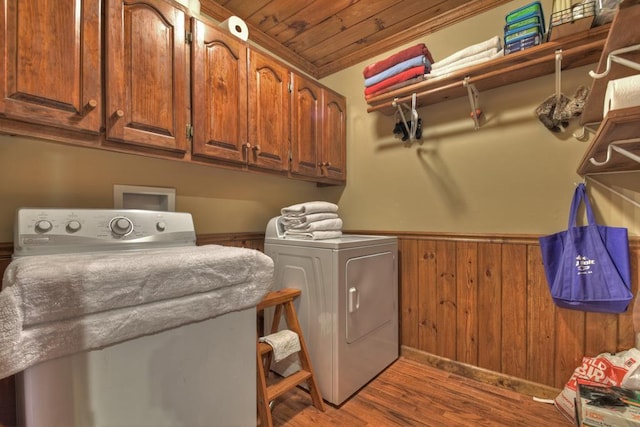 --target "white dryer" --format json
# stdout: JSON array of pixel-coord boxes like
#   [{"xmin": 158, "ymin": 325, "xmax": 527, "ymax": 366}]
[{"xmin": 264, "ymin": 217, "xmax": 398, "ymax": 405}]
